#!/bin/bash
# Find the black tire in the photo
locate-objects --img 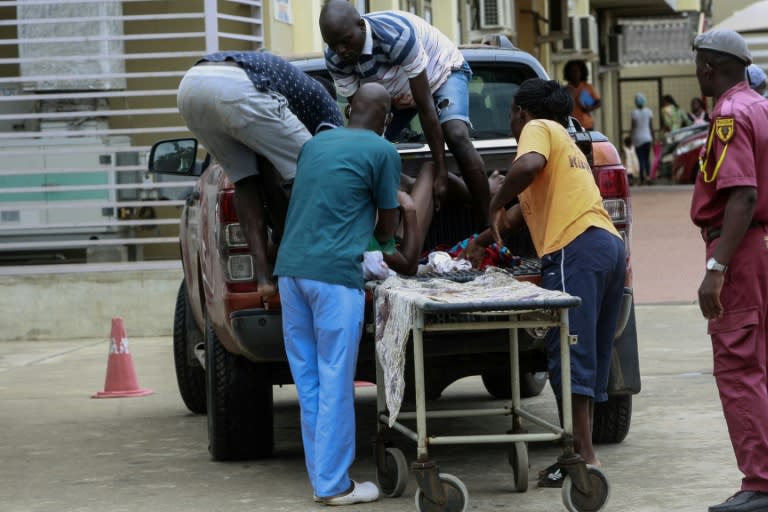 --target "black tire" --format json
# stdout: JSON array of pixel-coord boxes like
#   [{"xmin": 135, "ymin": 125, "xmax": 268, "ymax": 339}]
[
  {"xmin": 592, "ymin": 394, "xmax": 632, "ymax": 444},
  {"xmin": 172, "ymin": 281, "xmax": 206, "ymax": 414},
  {"xmin": 205, "ymin": 316, "xmax": 274, "ymax": 460},
  {"xmin": 481, "ymin": 368, "xmax": 548, "ymax": 399}
]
